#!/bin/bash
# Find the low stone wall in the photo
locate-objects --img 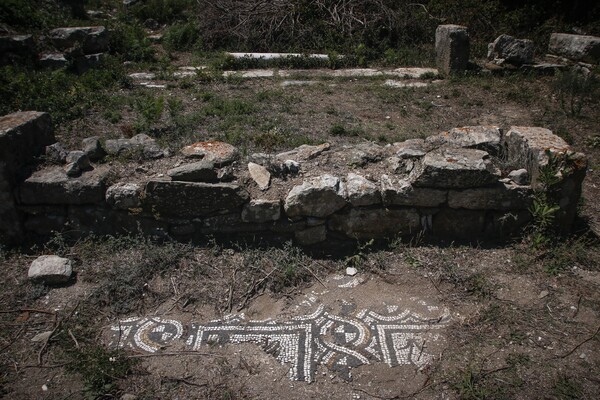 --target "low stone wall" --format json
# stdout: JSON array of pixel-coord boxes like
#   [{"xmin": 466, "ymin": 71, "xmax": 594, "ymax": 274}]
[{"xmin": 0, "ymin": 112, "xmax": 587, "ymax": 246}]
